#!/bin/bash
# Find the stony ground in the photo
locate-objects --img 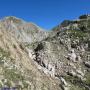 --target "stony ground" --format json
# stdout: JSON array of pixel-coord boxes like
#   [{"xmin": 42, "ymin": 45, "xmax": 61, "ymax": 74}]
[{"xmin": 0, "ymin": 15, "xmax": 90, "ymax": 90}]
